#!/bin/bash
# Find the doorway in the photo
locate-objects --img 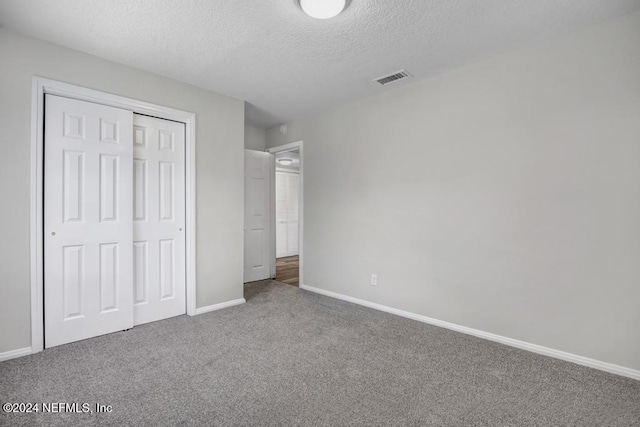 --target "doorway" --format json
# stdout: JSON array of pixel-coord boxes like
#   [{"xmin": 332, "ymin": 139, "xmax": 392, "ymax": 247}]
[{"xmin": 267, "ymin": 142, "xmax": 303, "ymax": 287}]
